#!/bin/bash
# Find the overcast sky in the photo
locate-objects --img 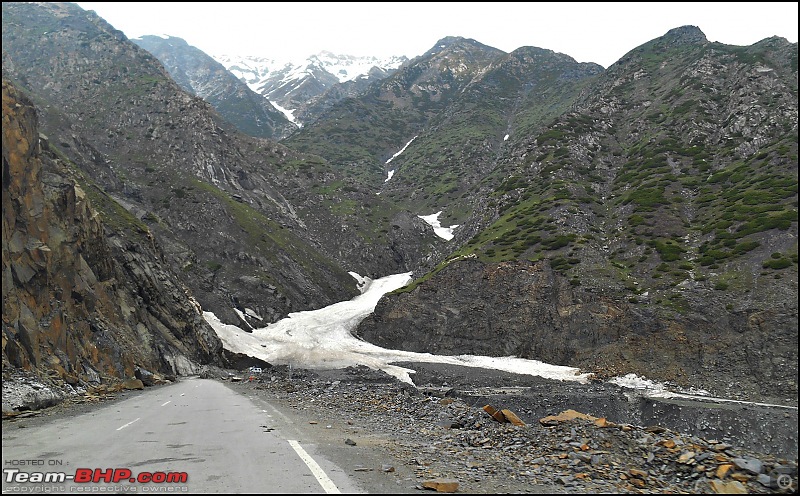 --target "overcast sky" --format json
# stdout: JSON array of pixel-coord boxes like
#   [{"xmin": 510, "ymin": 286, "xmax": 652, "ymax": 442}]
[{"xmin": 75, "ymin": 2, "xmax": 798, "ymax": 67}]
